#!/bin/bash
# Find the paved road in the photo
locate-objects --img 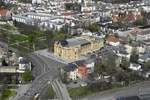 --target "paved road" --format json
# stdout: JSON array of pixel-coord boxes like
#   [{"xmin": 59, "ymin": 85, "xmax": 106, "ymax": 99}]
[
  {"xmin": 15, "ymin": 53, "xmax": 69, "ymax": 100},
  {"xmin": 0, "ymin": 39, "xmax": 71, "ymax": 100},
  {"xmin": 51, "ymin": 79, "xmax": 71, "ymax": 100},
  {"xmin": 33, "ymin": 53, "xmax": 71, "ymax": 100},
  {"xmin": 81, "ymin": 81, "xmax": 150, "ymax": 100},
  {"xmin": 13, "ymin": 84, "xmax": 31, "ymax": 100},
  {"xmin": 18, "ymin": 71, "xmax": 54, "ymax": 100},
  {"xmin": 0, "ymin": 40, "xmax": 70, "ymax": 100}
]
